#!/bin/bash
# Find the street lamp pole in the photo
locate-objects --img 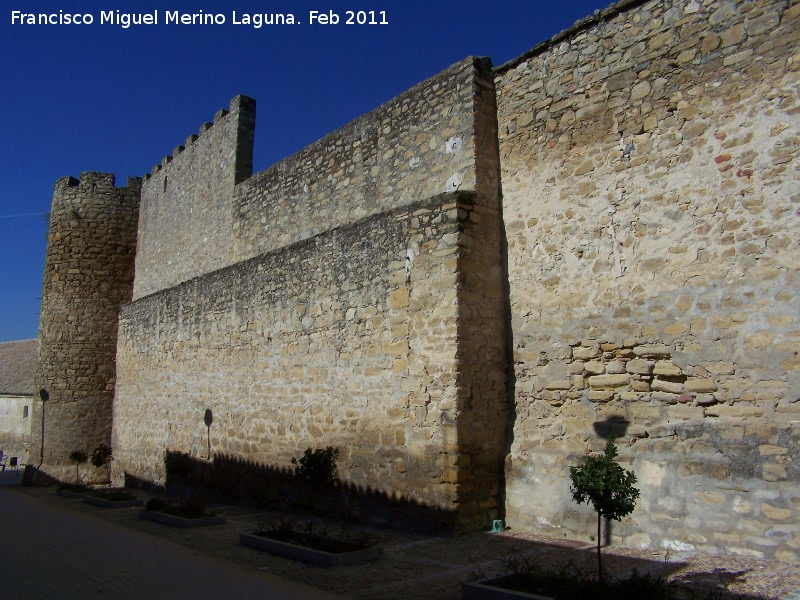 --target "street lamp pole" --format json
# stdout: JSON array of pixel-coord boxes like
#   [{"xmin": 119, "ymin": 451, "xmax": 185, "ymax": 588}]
[{"xmin": 38, "ymin": 388, "xmax": 49, "ymax": 468}]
